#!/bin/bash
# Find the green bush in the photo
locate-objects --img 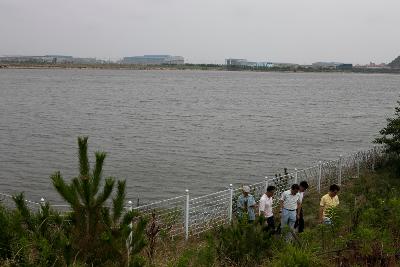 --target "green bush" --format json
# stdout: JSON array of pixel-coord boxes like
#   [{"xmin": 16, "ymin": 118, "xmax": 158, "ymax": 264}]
[
  {"xmin": 0, "ymin": 194, "xmax": 71, "ymax": 266},
  {"xmin": 0, "ymin": 206, "xmax": 13, "ymax": 260},
  {"xmin": 50, "ymin": 137, "xmax": 147, "ymax": 266},
  {"xmin": 214, "ymin": 221, "xmax": 272, "ymax": 266},
  {"xmin": 270, "ymin": 245, "xmax": 327, "ymax": 267},
  {"xmin": 0, "ymin": 137, "xmax": 148, "ymax": 266}
]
